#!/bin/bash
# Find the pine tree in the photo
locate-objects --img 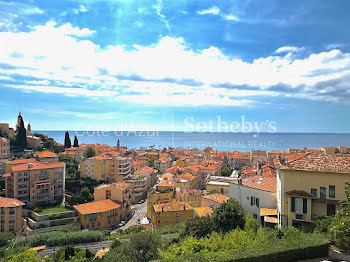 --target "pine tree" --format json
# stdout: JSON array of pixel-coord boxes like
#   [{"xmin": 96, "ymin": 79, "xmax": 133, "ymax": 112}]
[
  {"xmin": 64, "ymin": 131, "xmax": 71, "ymax": 148},
  {"xmin": 73, "ymin": 136, "xmax": 79, "ymax": 147},
  {"xmin": 15, "ymin": 115, "xmax": 27, "ymax": 150}
]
